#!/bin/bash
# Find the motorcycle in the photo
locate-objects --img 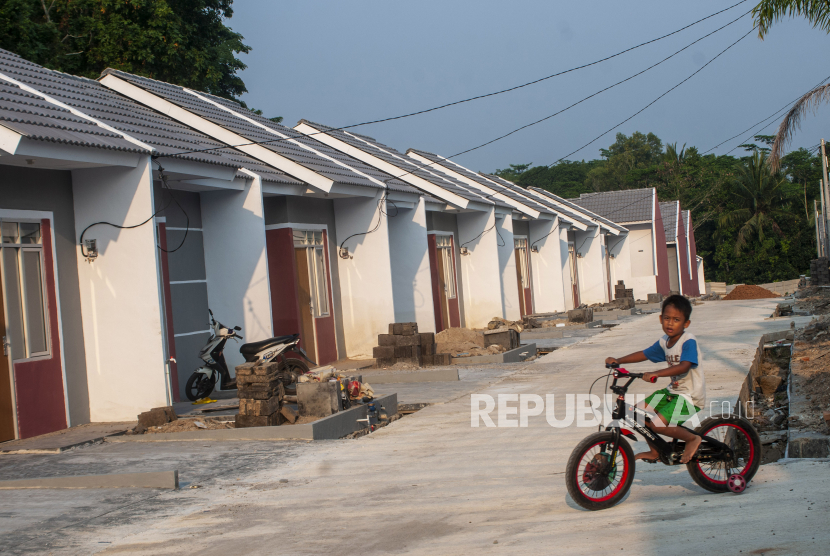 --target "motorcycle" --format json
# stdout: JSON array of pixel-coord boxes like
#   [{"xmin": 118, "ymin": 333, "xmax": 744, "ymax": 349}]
[{"xmin": 184, "ymin": 309, "xmax": 316, "ymax": 401}]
